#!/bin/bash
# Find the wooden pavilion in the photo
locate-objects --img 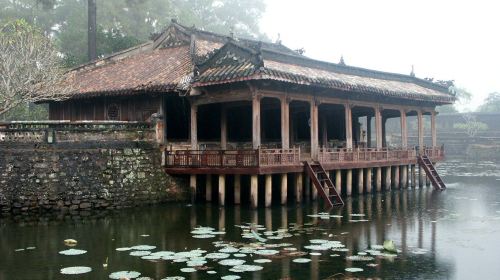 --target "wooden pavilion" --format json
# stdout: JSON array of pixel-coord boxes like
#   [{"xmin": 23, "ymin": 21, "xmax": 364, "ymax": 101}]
[{"xmin": 49, "ymin": 20, "xmax": 455, "ymax": 207}]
